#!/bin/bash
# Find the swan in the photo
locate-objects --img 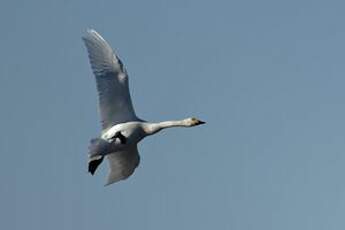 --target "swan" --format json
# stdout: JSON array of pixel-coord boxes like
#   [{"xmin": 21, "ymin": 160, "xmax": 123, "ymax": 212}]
[{"xmin": 82, "ymin": 29, "xmax": 205, "ymax": 185}]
